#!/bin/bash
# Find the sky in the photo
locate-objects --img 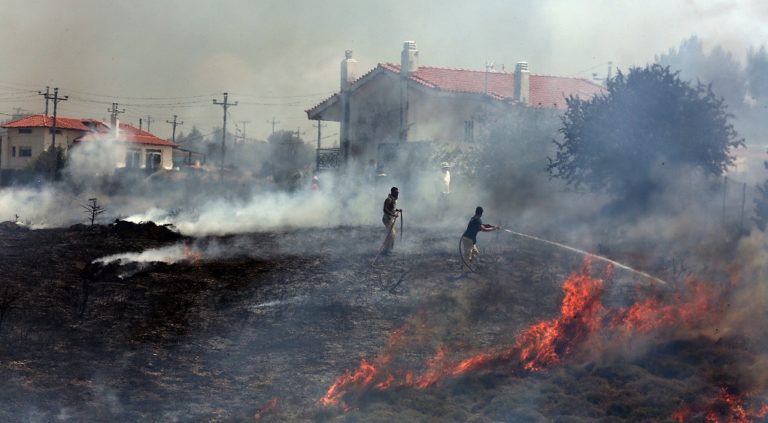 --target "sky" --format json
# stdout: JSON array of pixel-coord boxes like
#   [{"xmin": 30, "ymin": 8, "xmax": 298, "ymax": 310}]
[{"xmin": 1, "ymin": 0, "xmax": 766, "ymax": 143}]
